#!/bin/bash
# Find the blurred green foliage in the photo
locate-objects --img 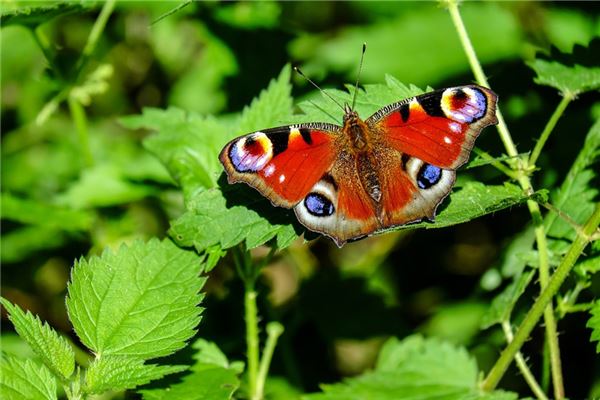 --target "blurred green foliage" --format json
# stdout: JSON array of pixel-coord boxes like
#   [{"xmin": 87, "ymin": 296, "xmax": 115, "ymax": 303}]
[{"xmin": 1, "ymin": 1, "xmax": 599, "ymax": 399}]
